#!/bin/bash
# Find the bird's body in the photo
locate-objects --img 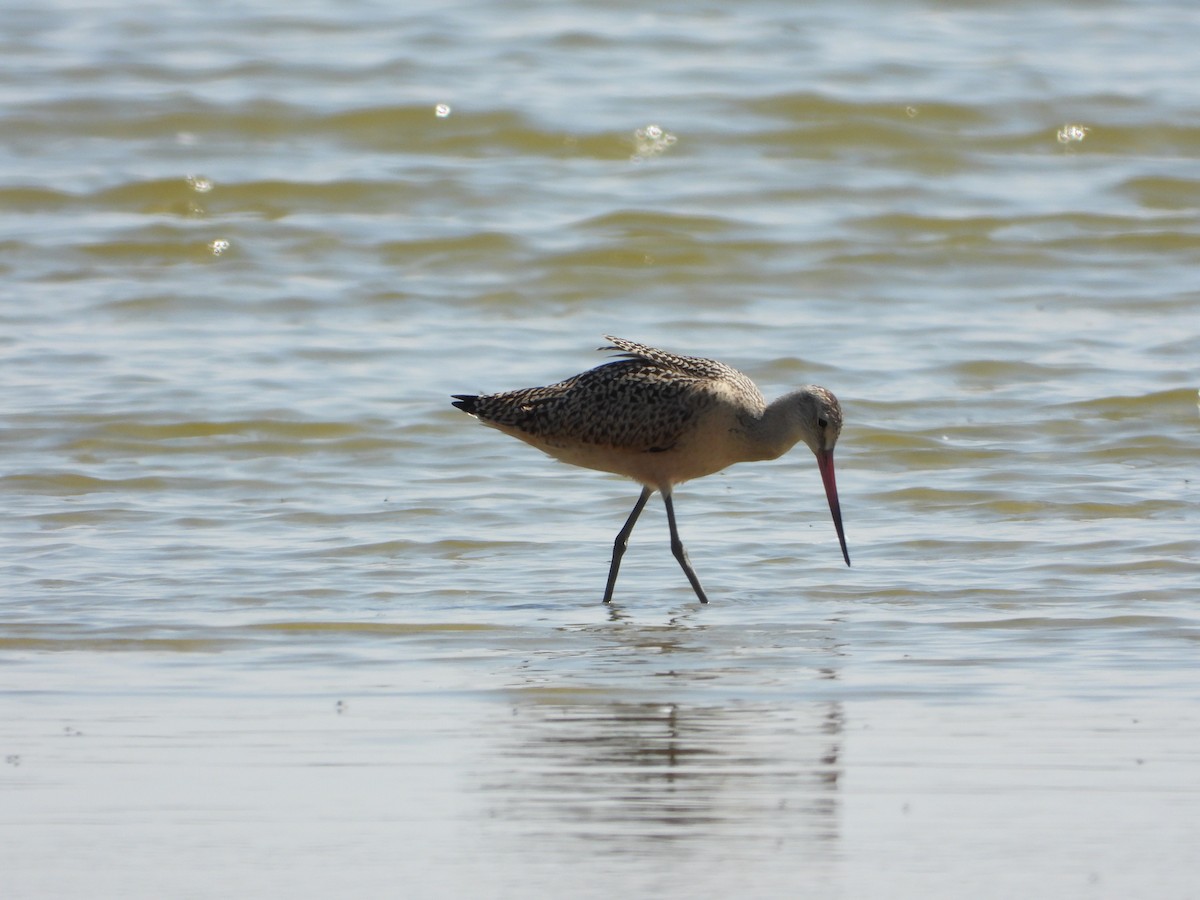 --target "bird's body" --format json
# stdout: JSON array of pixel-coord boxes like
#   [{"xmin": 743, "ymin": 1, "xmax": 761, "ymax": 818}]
[{"xmin": 452, "ymin": 336, "xmax": 849, "ymax": 604}]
